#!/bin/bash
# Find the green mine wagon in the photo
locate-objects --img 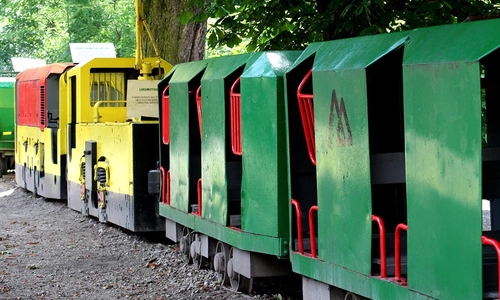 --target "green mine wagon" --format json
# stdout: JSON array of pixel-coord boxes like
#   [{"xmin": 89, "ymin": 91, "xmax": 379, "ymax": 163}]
[{"xmin": 0, "ymin": 77, "xmax": 15, "ymax": 175}]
